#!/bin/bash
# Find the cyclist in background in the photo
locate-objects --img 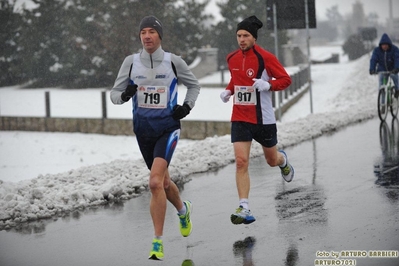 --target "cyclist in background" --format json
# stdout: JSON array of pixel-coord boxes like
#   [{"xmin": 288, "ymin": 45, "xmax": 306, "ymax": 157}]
[{"xmin": 369, "ymin": 33, "xmax": 399, "ymax": 98}]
